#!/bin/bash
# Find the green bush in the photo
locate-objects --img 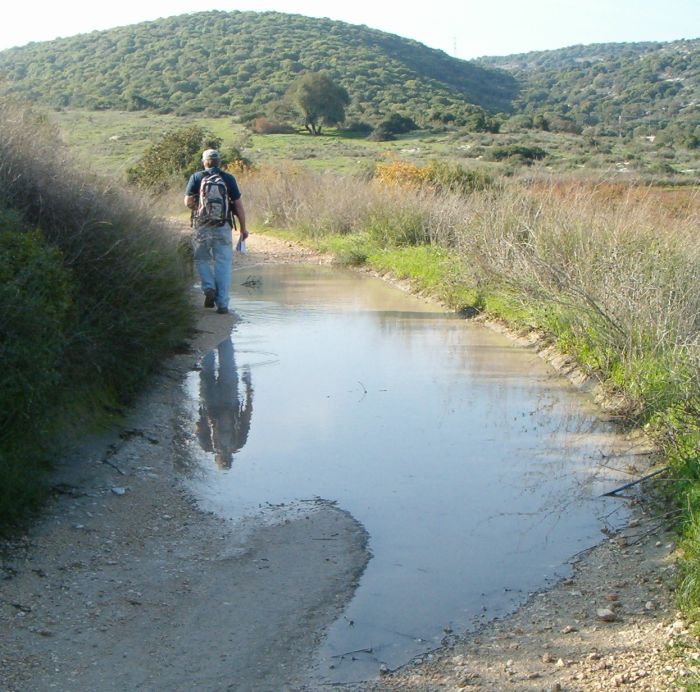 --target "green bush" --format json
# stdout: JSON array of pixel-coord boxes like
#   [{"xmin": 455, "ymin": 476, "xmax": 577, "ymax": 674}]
[
  {"xmin": 0, "ymin": 228, "xmax": 74, "ymax": 525},
  {"xmin": 486, "ymin": 144, "xmax": 548, "ymax": 165},
  {"xmin": 0, "ymin": 229, "xmax": 73, "ymax": 434},
  {"xmin": 365, "ymin": 206, "xmax": 429, "ymax": 247},
  {"xmin": 126, "ymin": 125, "xmax": 222, "ymax": 192},
  {"xmin": 423, "ymin": 160, "xmax": 494, "ymax": 195},
  {"xmin": 0, "ymin": 100, "xmax": 194, "ymax": 526}
]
